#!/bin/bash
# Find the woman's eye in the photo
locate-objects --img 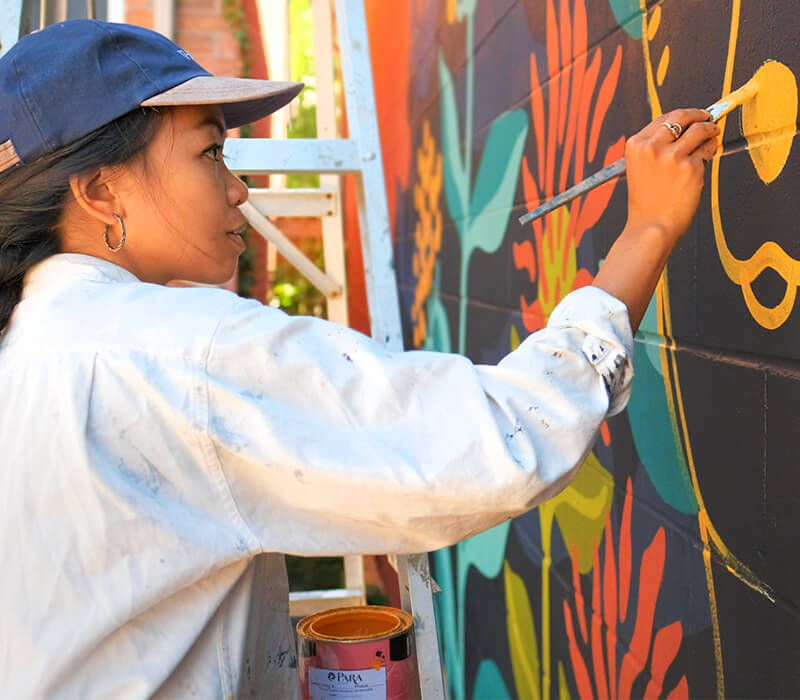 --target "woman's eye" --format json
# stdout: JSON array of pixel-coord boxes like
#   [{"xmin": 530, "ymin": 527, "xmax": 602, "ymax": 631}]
[{"xmin": 205, "ymin": 143, "xmax": 223, "ymax": 161}]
